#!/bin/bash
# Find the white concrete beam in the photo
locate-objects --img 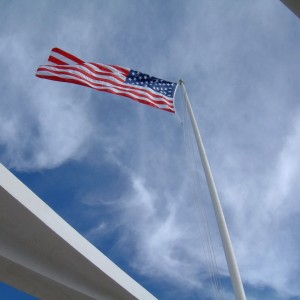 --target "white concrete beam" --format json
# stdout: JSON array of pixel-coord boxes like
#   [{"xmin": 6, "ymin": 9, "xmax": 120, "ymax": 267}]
[
  {"xmin": 0, "ymin": 164, "xmax": 157, "ymax": 300},
  {"xmin": 281, "ymin": 0, "xmax": 300, "ymax": 18}
]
